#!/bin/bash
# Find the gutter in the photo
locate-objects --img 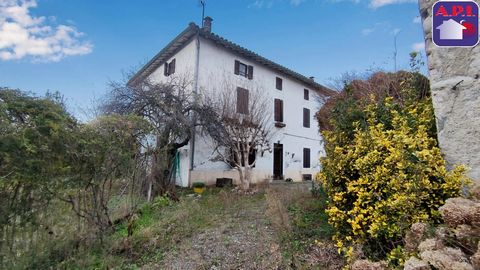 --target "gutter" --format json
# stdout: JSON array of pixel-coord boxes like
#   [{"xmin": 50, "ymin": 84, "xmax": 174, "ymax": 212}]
[{"xmin": 188, "ymin": 29, "xmax": 201, "ymax": 187}]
